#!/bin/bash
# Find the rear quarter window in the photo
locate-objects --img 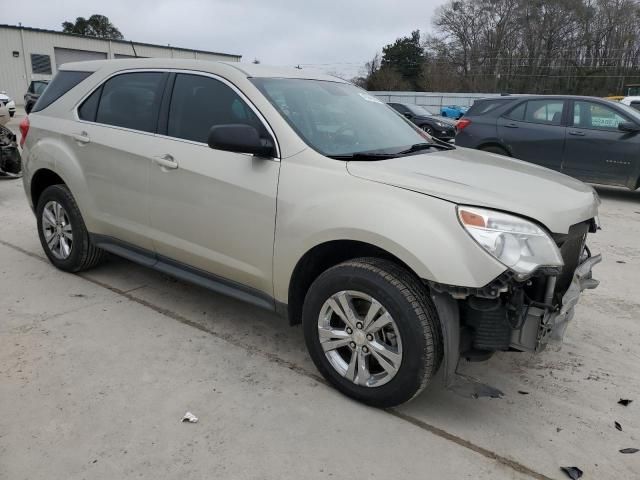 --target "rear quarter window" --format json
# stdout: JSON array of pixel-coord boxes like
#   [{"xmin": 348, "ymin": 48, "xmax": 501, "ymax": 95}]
[
  {"xmin": 32, "ymin": 71, "xmax": 93, "ymax": 113},
  {"xmin": 467, "ymin": 100, "xmax": 504, "ymax": 116}
]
